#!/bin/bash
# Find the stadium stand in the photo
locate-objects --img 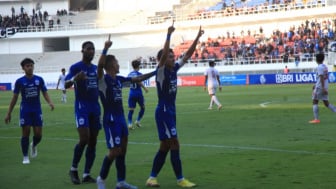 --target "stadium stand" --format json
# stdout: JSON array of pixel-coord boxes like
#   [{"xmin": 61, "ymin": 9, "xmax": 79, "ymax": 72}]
[{"xmin": 0, "ymin": 0, "xmax": 335, "ymax": 76}]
